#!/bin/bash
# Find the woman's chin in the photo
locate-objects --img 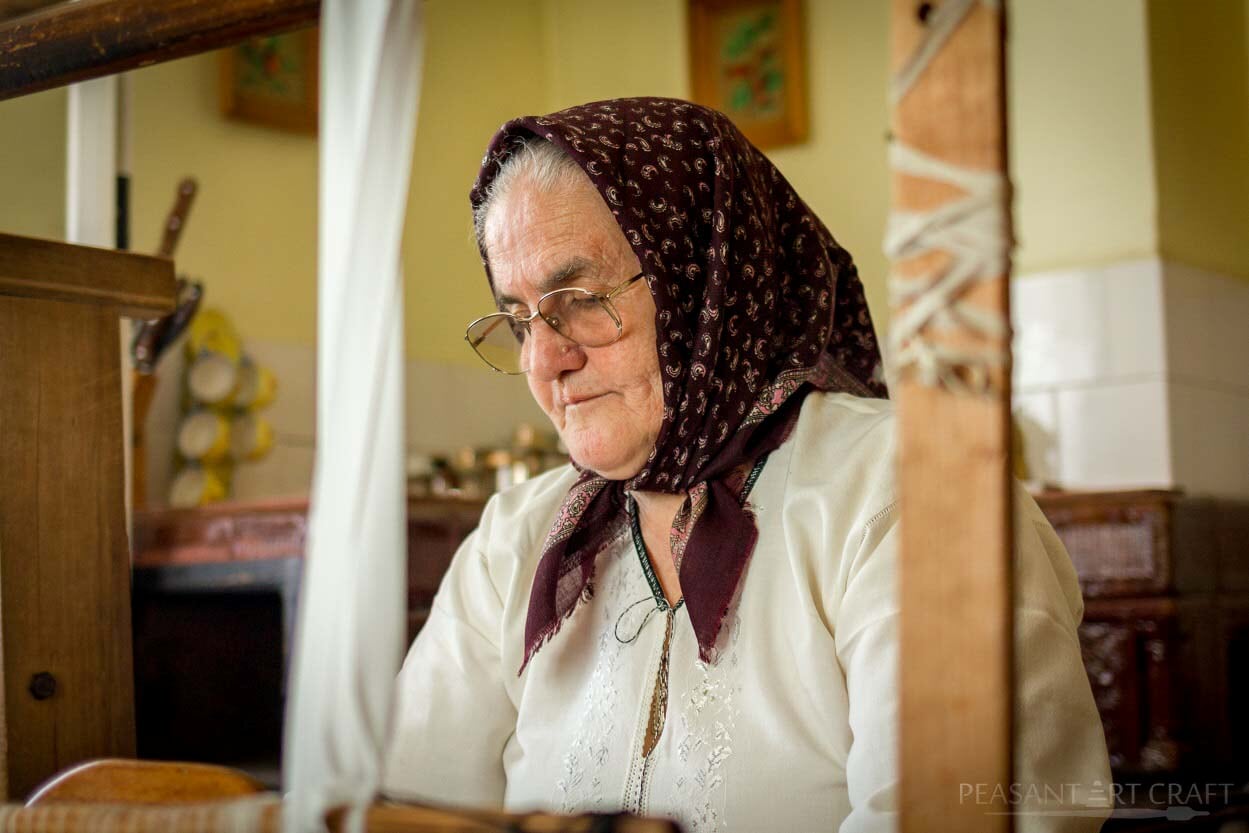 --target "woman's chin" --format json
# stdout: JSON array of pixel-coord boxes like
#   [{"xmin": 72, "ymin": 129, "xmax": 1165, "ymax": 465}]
[
  {"xmin": 573, "ymin": 454, "xmax": 639, "ymax": 481},
  {"xmin": 565, "ymin": 436, "xmax": 645, "ymax": 481}
]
